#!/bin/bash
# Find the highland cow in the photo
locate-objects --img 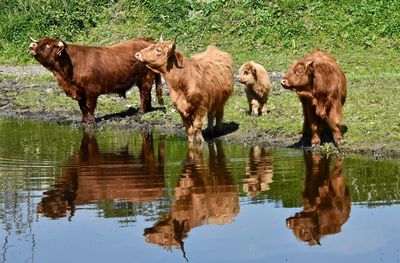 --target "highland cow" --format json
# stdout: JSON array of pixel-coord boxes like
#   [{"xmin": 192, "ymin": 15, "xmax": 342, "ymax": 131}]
[
  {"xmin": 29, "ymin": 37, "xmax": 164, "ymax": 123},
  {"xmin": 239, "ymin": 61, "xmax": 271, "ymax": 116},
  {"xmin": 135, "ymin": 39, "xmax": 234, "ymax": 144},
  {"xmin": 144, "ymin": 142, "xmax": 238, "ymax": 259},
  {"xmin": 286, "ymin": 152, "xmax": 350, "ymax": 245},
  {"xmin": 37, "ymin": 131, "xmax": 165, "ymax": 219},
  {"xmin": 281, "ymin": 50, "xmax": 347, "ymax": 146}
]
